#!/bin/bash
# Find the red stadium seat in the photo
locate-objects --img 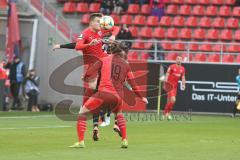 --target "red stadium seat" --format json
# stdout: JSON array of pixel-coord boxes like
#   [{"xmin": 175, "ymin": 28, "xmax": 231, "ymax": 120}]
[
  {"xmin": 144, "ymin": 42, "xmax": 154, "ymax": 49},
  {"xmin": 0, "ymin": 0, "xmax": 7, "ymax": 9},
  {"xmin": 199, "ymin": 43, "xmax": 212, "ymax": 52},
  {"xmin": 139, "ymin": 27, "xmax": 153, "ymax": 38},
  {"xmin": 220, "ymin": 29, "xmax": 233, "ymax": 41},
  {"xmin": 161, "ymin": 41, "xmax": 172, "ymax": 50},
  {"xmin": 133, "ymin": 15, "xmax": 146, "ymax": 26},
  {"xmin": 181, "ymin": 53, "xmax": 193, "ymax": 61},
  {"xmin": 120, "ymin": 15, "xmax": 133, "ymax": 25},
  {"xmin": 165, "ymin": 5, "xmax": 178, "ymax": 15},
  {"xmin": 222, "ymin": 54, "xmax": 235, "ymax": 63},
  {"xmin": 225, "ymin": 0, "xmax": 236, "ymax": 5},
  {"xmin": 63, "ymin": 2, "xmax": 76, "ymax": 13},
  {"xmin": 179, "ymin": 5, "xmax": 191, "ymax": 15},
  {"xmin": 184, "ymin": 0, "xmax": 197, "ymax": 5},
  {"xmin": 163, "ymin": 0, "xmax": 172, "ymax": 4},
  {"xmin": 208, "ymin": 54, "xmax": 220, "ymax": 62},
  {"xmin": 219, "ymin": 6, "xmax": 231, "ymax": 17},
  {"xmin": 226, "ymin": 18, "xmax": 239, "ymax": 29},
  {"xmin": 166, "ymin": 28, "xmax": 179, "ymax": 39},
  {"xmin": 193, "ymin": 28, "xmax": 206, "ymax": 40},
  {"xmin": 81, "ymin": 14, "xmax": 90, "ymax": 24},
  {"xmin": 236, "ymin": 55, "xmax": 240, "ymax": 63},
  {"xmin": 211, "ymin": 0, "xmax": 224, "ymax": 5},
  {"xmin": 141, "ymin": 4, "xmax": 151, "ymax": 15},
  {"xmin": 165, "ymin": 52, "xmax": 178, "ymax": 61},
  {"xmin": 205, "ymin": 6, "xmax": 218, "ymax": 16},
  {"xmin": 129, "ymin": 26, "xmax": 138, "ymax": 38},
  {"xmin": 153, "ymin": 28, "xmax": 165, "ymax": 39},
  {"xmin": 199, "ymin": 17, "xmax": 211, "ymax": 28},
  {"xmin": 110, "ymin": 14, "xmax": 120, "ymax": 25},
  {"xmin": 173, "ymin": 42, "xmax": 186, "ymax": 51},
  {"xmin": 132, "ymin": 41, "xmax": 145, "ymax": 49},
  {"xmin": 227, "ymin": 44, "xmax": 240, "ymax": 52},
  {"xmin": 159, "ymin": 16, "xmax": 172, "ymax": 27},
  {"xmin": 146, "ymin": 16, "xmax": 159, "ymax": 27},
  {"xmin": 194, "ymin": 53, "xmax": 207, "ymax": 62},
  {"xmin": 232, "ymin": 7, "xmax": 240, "ymax": 17},
  {"xmin": 127, "ymin": 51, "xmax": 139, "ymax": 60},
  {"xmin": 212, "ymin": 17, "xmax": 225, "ymax": 28},
  {"xmin": 76, "ymin": 3, "xmax": 88, "ymax": 13},
  {"xmin": 89, "ymin": 3, "xmax": 100, "ymax": 12},
  {"xmin": 199, "ymin": 0, "xmax": 210, "ymax": 5},
  {"xmin": 172, "ymin": 0, "xmax": 184, "ymax": 4},
  {"xmin": 212, "ymin": 44, "xmax": 227, "ymax": 52},
  {"xmin": 185, "ymin": 16, "xmax": 198, "ymax": 28},
  {"xmin": 127, "ymin": 4, "xmax": 139, "ymax": 14},
  {"xmin": 207, "ymin": 29, "xmax": 219, "ymax": 40},
  {"xmin": 189, "ymin": 43, "xmax": 199, "ymax": 51},
  {"xmin": 141, "ymin": 52, "xmax": 150, "ymax": 60},
  {"xmin": 234, "ymin": 30, "xmax": 240, "ymax": 41},
  {"xmin": 192, "ymin": 5, "xmax": 204, "ymax": 16},
  {"xmin": 172, "ymin": 16, "xmax": 185, "ymax": 27},
  {"xmin": 179, "ymin": 28, "xmax": 192, "ymax": 39}
]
